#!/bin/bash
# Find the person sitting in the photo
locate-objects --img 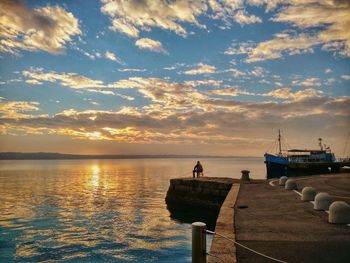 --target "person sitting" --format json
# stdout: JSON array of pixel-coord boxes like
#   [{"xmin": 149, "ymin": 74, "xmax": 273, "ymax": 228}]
[{"xmin": 193, "ymin": 161, "xmax": 203, "ymax": 178}]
